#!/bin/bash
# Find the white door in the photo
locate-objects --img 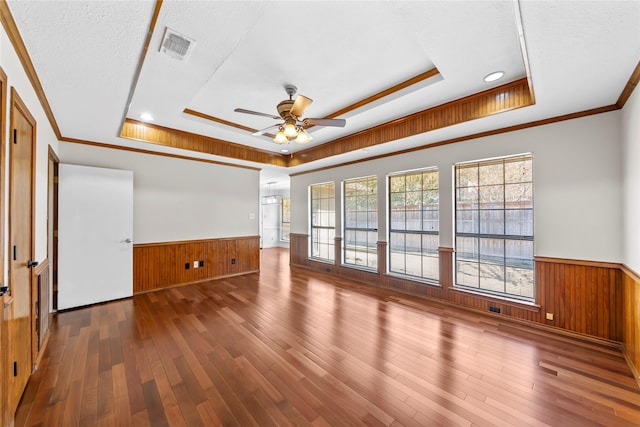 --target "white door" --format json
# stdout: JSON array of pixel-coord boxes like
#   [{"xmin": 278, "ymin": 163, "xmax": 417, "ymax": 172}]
[{"xmin": 58, "ymin": 164, "xmax": 133, "ymax": 310}]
